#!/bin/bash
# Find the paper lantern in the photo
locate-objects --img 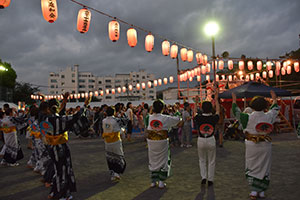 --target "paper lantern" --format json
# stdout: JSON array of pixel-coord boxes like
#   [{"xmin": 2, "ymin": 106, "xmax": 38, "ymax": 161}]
[
  {"xmin": 99, "ymin": 91, "xmax": 103, "ymax": 96},
  {"xmin": 257, "ymin": 61, "xmax": 262, "ymax": 71},
  {"xmin": 250, "ymin": 74, "xmax": 254, "ymax": 80},
  {"xmin": 287, "ymin": 66, "xmax": 292, "ymax": 74},
  {"xmin": 266, "ymin": 61, "xmax": 272, "ymax": 71},
  {"xmin": 228, "ymin": 60, "xmax": 233, "ymax": 70},
  {"xmin": 268, "ymin": 70, "xmax": 273, "ymax": 78},
  {"xmin": 294, "ymin": 62, "xmax": 299, "ymax": 72},
  {"xmin": 142, "ymin": 82, "xmax": 146, "ymax": 90},
  {"xmin": 74, "ymin": 94, "xmax": 77, "ymax": 99},
  {"xmin": 283, "ymin": 62, "xmax": 287, "ymax": 70},
  {"xmin": 262, "ymin": 71, "xmax": 267, "ymax": 79},
  {"xmin": 163, "ymin": 78, "xmax": 168, "ymax": 84},
  {"xmin": 106, "ymin": 89, "xmax": 109, "ymax": 95},
  {"xmin": 57, "ymin": 95, "xmax": 61, "ymax": 100},
  {"xmin": 41, "ymin": 0, "xmax": 58, "ymax": 23},
  {"xmin": 191, "ymin": 70, "xmax": 195, "ymax": 78},
  {"xmin": 206, "ymin": 63, "xmax": 211, "ymax": 73},
  {"xmin": 216, "ymin": 75, "xmax": 219, "ymax": 81},
  {"xmin": 162, "ymin": 40, "xmax": 170, "ymax": 56},
  {"xmin": 219, "ymin": 60, "xmax": 224, "ymax": 70},
  {"xmin": 117, "ymin": 87, "xmax": 121, "ymax": 93},
  {"xmin": 122, "ymin": 87, "xmax": 126, "ymax": 93},
  {"xmin": 169, "ymin": 76, "xmax": 174, "ymax": 83},
  {"xmin": 157, "ymin": 79, "xmax": 162, "ymax": 85},
  {"xmin": 145, "ymin": 33, "xmax": 154, "ymax": 52},
  {"xmin": 77, "ymin": 8, "xmax": 91, "ymax": 33},
  {"xmin": 281, "ymin": 68, "xmax": 286, "ymax": 75},
  {"xmin": 108, "ymin": 20, "xmax": 120, "ymax": 42},
  {"xmin": 180, "ymin": 48, "xmax": 187, "ymax": 62},
  {"xmin": 245, "ymin": 75, "xmax": 249, "ymax": 81},
  {"xmin": 196, "ymin": 53, "xmax": 203, "ymax": 64},
  {"xmin": 276, "ymin": 61, "xmax": 281, "ymax": 71},
  {"xmin": 221, "ymin": 75, "xmax": 225, "ymax": 80},
  {"xmin": 187, "ymin": 50, "xmax": 193, "ymax": 63},
  {"xmin": 111, "ymin": 89, "xmax": 115, "ymax": 94},
  {"xmin": 206, "ymin": 75, "xmax": 210, "ymax": 81},
  {"xmin": 170, "ymin": 44, "xmax": 178, "ymax": 59},
  {"xmin": 81, "ymin": 93, "xmax": 85, "ymax": 98},
  {"xmin": 247, "ymin": 61, "xmax": 253, "ymax": 71},
  {"xmin": 0, "ymin": 0, "xmax": 10, "ymax": 8},
  {"xmin": 203, "ymin": 55, "xmax": 208, "ymax": 65},
  {"xmin": 275, "ymin": 69, "xmax": 280, "ymax": 76},
  {"xmin": 136, "ymin": 83, "xmax": 141, "ymax": 90},
  {"xmin": 201, "ymin": 65, "xmax": 206, "ymax": 74},
  {"xmin": 147, "ymin": 81, "xmax": 152, "ymax": 88},
  {"xmin": 30, "ymin": 95, "xmax": 34, "ymax": 99},
  {"xmin": 197, "ymin": 76, "xmax": 201, "ymax": 82},
  {"xmin": 255, "ymin": 73, "xmax": 260, "ymax": 79},
  {"xmin": 189, "ymin": 77, "xmax": 193, "ymax": 82},
  {"xmin": 89, "ymin": 92, "xmax": 93, "ymax": 97},
  {"xmin": 129, "ymin": 85, "xmax": 133, "ymax": 91},
  {"xmin": 94, "ymin": 91, "xmax": 98, "ymax": 96},
  {"xmin": 127, "ymin": 28, "xmax": 137, "ymax": 47},
  {"xmin": 85, "ymin": 93, "xmax": 89, "ymax": 98},
  {"xmin": 239, "ymin": 61, "xmax": 244, "ymax": 70}
]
